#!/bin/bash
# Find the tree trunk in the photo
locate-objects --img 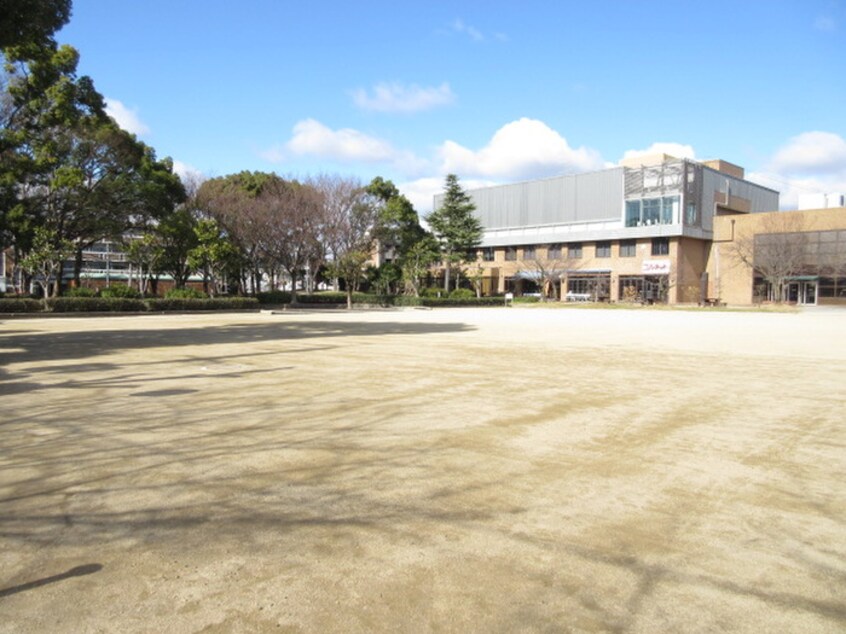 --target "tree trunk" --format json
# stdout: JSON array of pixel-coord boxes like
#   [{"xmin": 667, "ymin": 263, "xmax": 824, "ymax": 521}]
[
  {"xmin": 443, "ymin": 261, "xmax": 451, "ymax": 292},
  {"xmin": 73, "ymin": 248, "xmax": 83, "ymax": 288}
]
